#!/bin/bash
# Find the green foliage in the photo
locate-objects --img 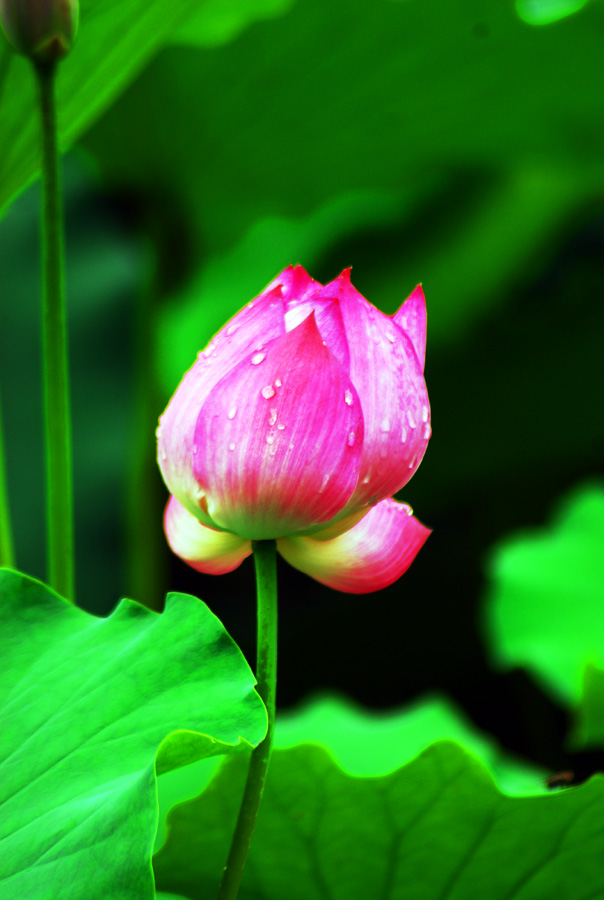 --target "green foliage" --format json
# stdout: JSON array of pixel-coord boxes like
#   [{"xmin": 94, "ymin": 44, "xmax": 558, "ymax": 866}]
[
  {"xmin": 515, "ymin": 0, "xmax": 592, "ymax": 26},
  {"xmin": 172, "ymin": 0, "xmax": 293, "ymax": 47},
  {"xmin": 155, "ymin": 741, "xmax": 604, "ymax": 900},
  {"xmin": 0, "ymin": 569, "xmax": 266, "ymax": 900},
  {"xmin": 154, "ymin": 694, "xmax": 546, "ymax": 857},
  {"xmin": 78, "ymin": 0, "xmax": 604, "ymax": 393},
  {"xmin": 576, "ymin": 665, "xmax": 604, "ymax": 748},
  {"xmin": 0, "ymin": 0, "xmax": 202, "ymax": 213},
  {"xmin": 274, "ymin": 694, "xmax": 545, "ymax": 793},
  {"xmin": 484, "ymin": 483, "xmax": 604, "ymax": 706}
]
